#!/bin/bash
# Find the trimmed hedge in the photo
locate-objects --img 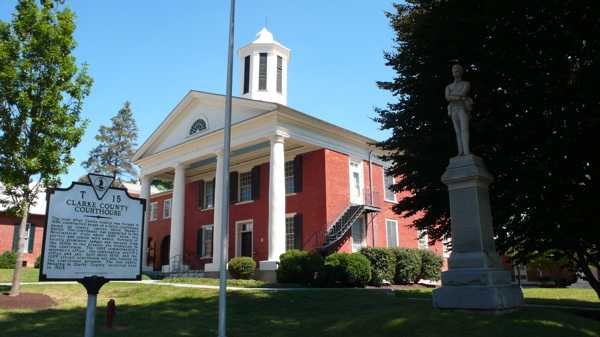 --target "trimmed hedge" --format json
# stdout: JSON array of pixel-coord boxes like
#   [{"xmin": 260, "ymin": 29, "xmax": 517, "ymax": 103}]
[
  {"xmin": 418, "ymin": 249, "xmax": 443, "ymax": 281},
  {"xmin": 277, "ymin": 249, "xmax": 323, "ymax": 285},
  {"xmin": 359, "ymin": 247, "xmax": 396, "ymax": 286},
  {"xmin": 0, "ymin": 251, "xmax": 17, "ymax": 269},
  {"xmin": 392, "ymin": 248, "xmax": 422, "ymax": 284},
  {"xmin": 320, "ymin": 252, "xmax": 371, "ymax": 287},
  {"xmin": 228, "ymin": 257, "xmax": 256, "ymax": 279}
]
